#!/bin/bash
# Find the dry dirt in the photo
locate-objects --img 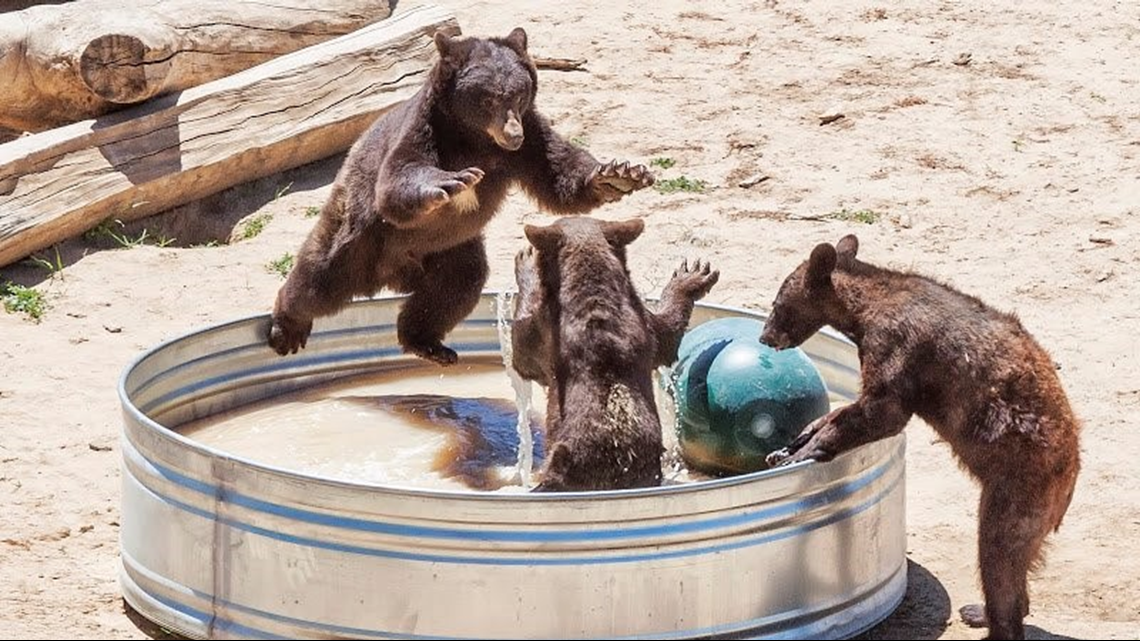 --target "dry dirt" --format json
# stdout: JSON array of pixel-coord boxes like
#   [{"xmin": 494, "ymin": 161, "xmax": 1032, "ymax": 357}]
[{"xmin": 1, "ymin": 0, "xmax": 1138, "ymax": 639}]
